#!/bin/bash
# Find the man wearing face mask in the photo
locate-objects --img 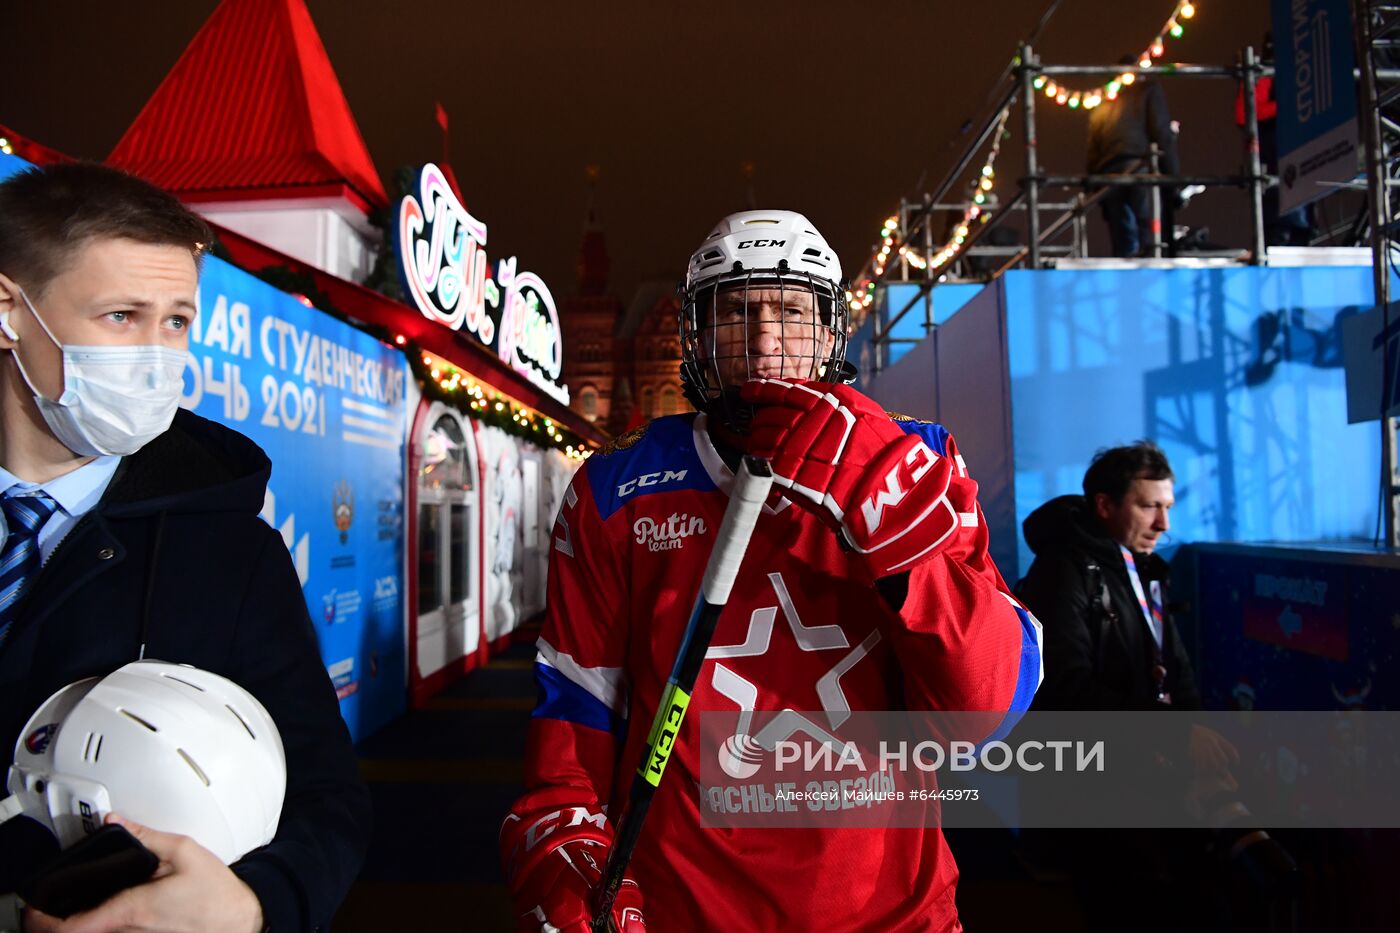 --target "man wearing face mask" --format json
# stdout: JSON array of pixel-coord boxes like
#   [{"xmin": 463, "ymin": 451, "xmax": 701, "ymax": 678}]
[{"xmin": 0, "ymin": 163, "xmax": 369, "ymax": 932}]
